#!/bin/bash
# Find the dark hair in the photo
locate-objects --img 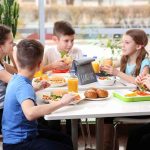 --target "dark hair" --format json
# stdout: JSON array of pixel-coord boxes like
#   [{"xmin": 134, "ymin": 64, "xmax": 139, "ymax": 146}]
[
  {"xmin": 0, "ymin": 24, "xmax": 11, "ymax": 45},
  {"xmin": 16, "ymin": 39, "xmax": 44, "ymax": 69},
  {"xmin": 53, "ymin": 20, "xmax": 75, "ymax": 37},
  {"xmin": 120, "ymin": 29, "xmax": 149, "ymax": 76}
]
